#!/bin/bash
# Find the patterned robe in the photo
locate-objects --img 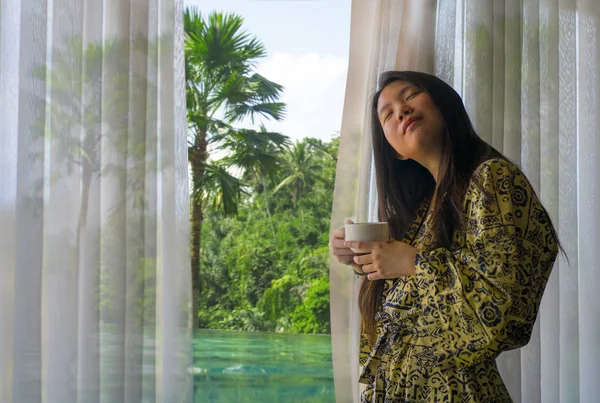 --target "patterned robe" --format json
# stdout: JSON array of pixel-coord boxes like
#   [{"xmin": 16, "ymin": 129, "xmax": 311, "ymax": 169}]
[{"xmin": 359, "ymin": 158, "xmax": 559, "ymax": 403}]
